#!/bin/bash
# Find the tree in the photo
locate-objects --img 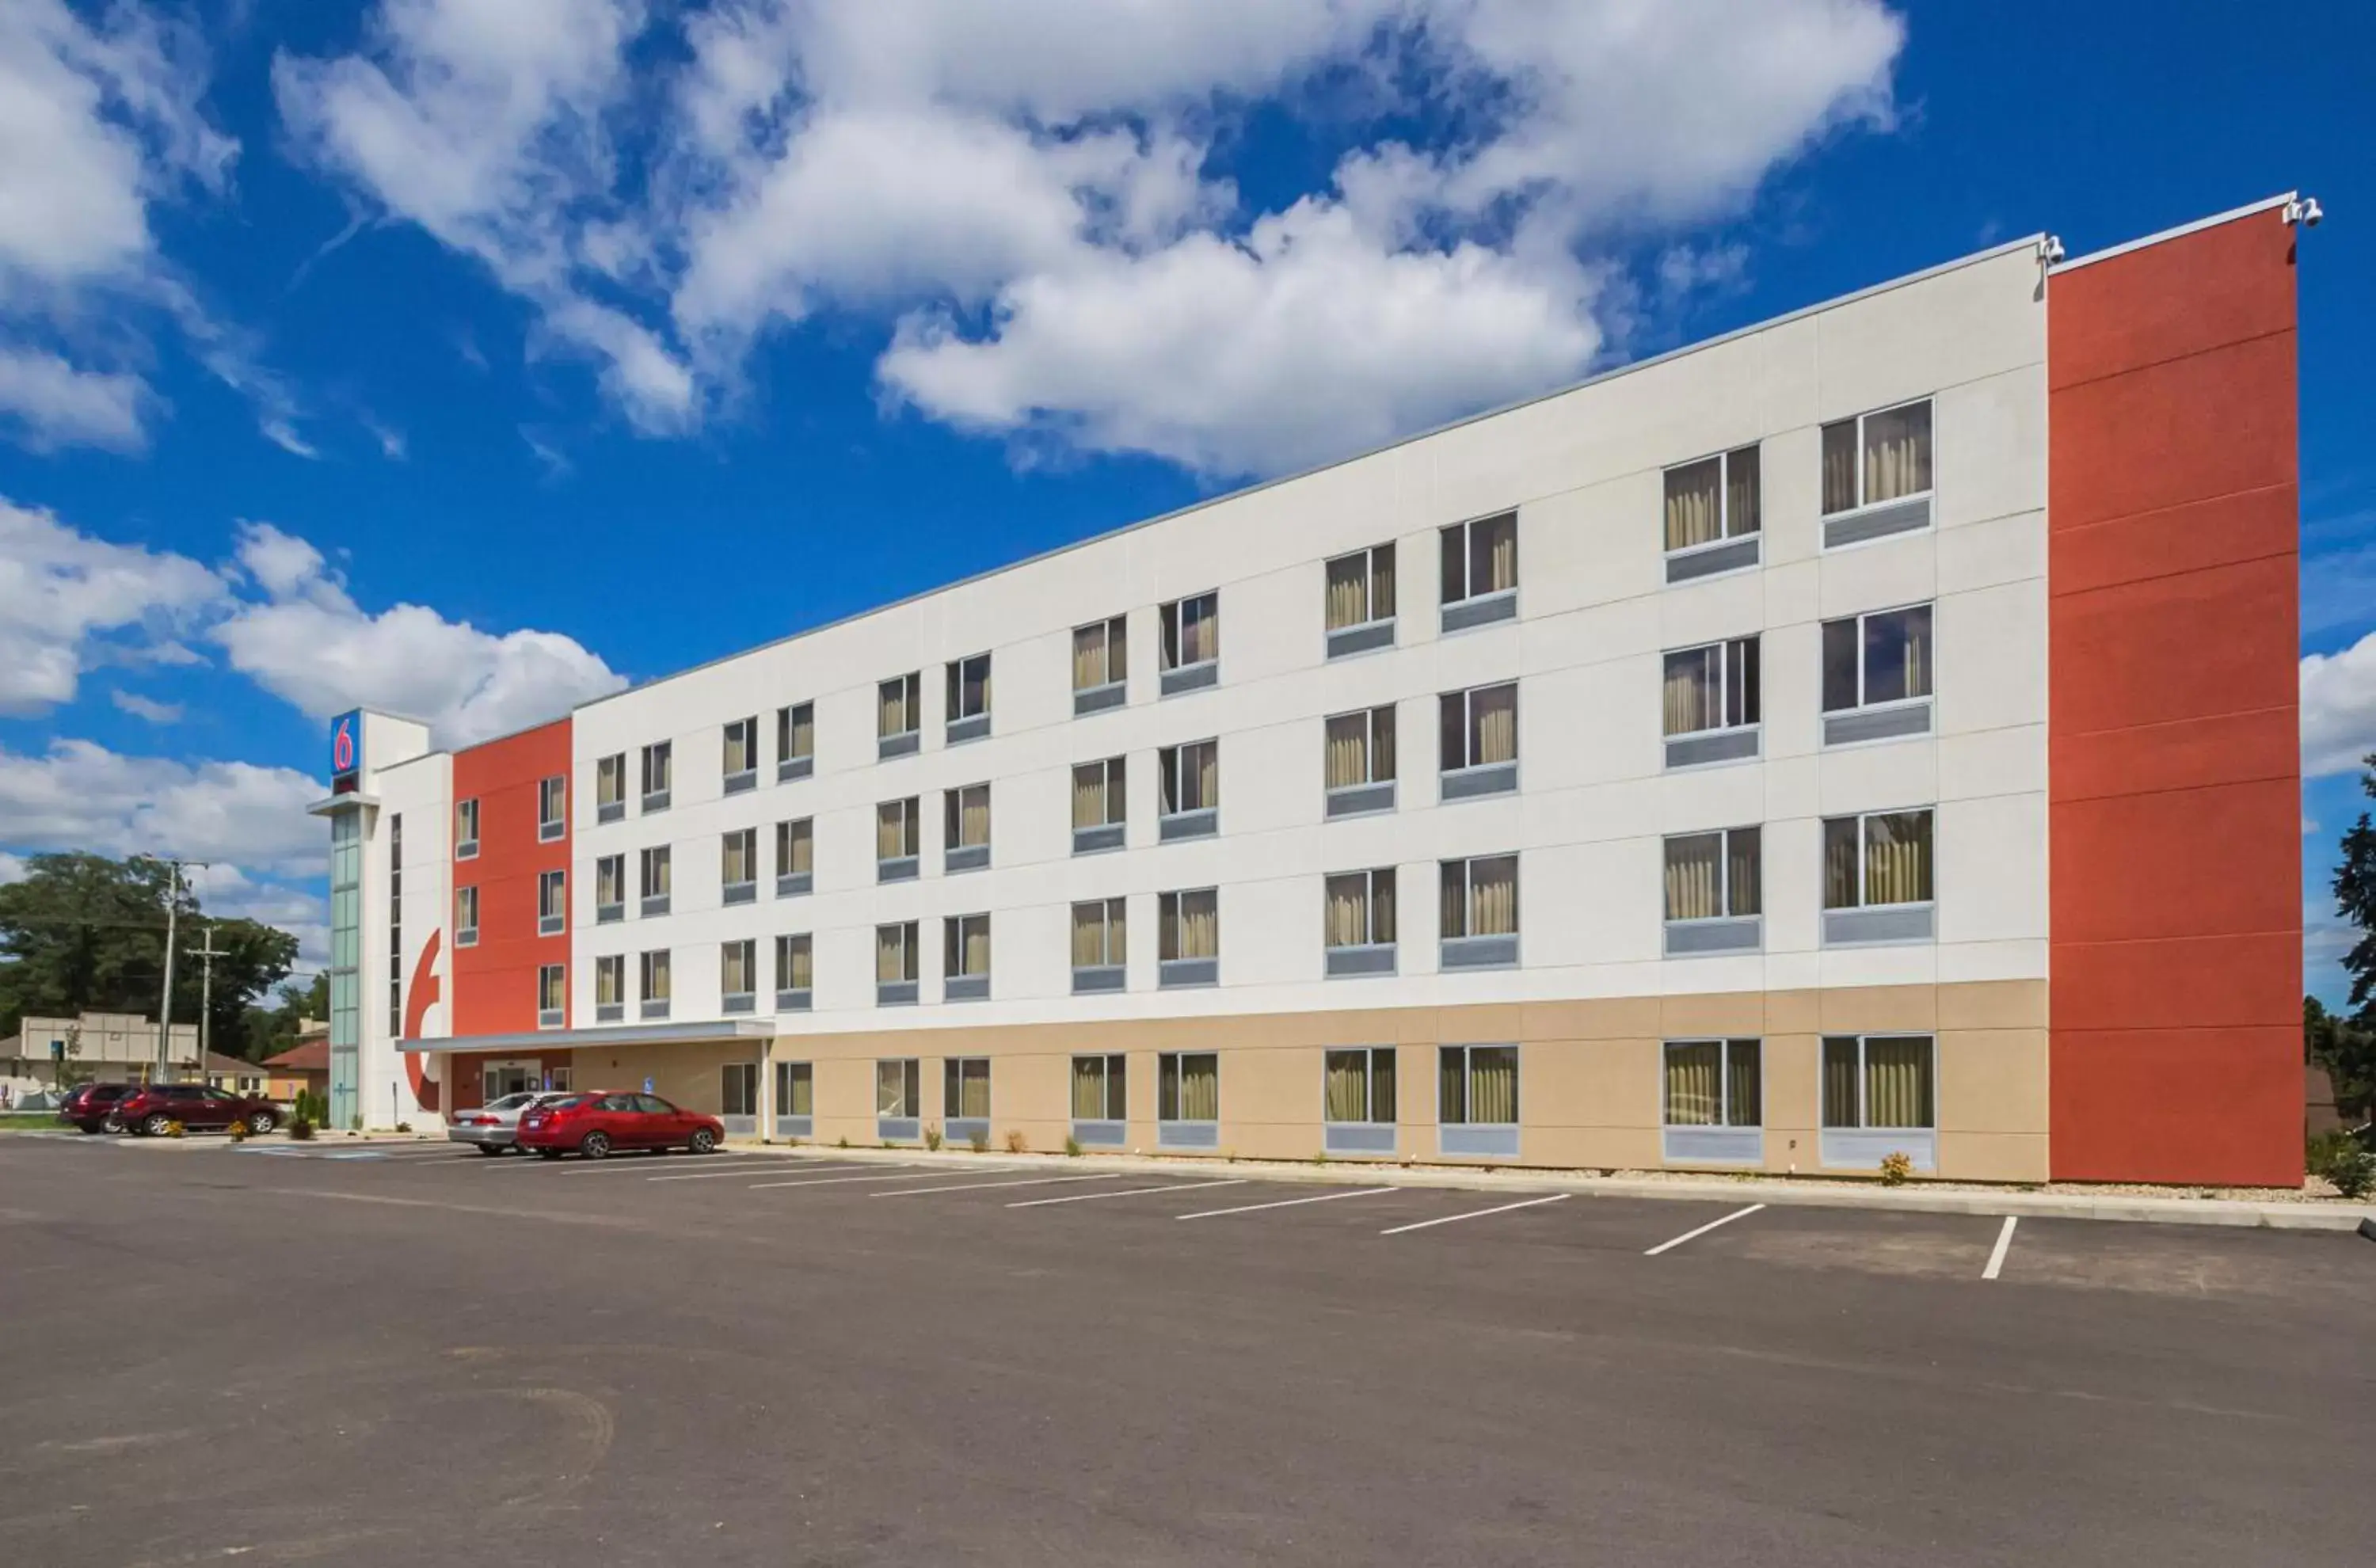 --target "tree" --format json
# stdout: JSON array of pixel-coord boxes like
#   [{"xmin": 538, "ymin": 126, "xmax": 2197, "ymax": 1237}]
[
  {"xmin": 242, "ymin": 973, "xmax": 329, "ymax": 1062},
  {"xmin": 2305, "ymin": 996, "xmax": 2375, "ymax": 1122},
  {"xmin": 2337, "ymin": 751, "xmax": 2376, "ymax": 1020},
  {"xmin": 0, "ymin": 853, "xmax": 299, "ymax": 1056}
]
